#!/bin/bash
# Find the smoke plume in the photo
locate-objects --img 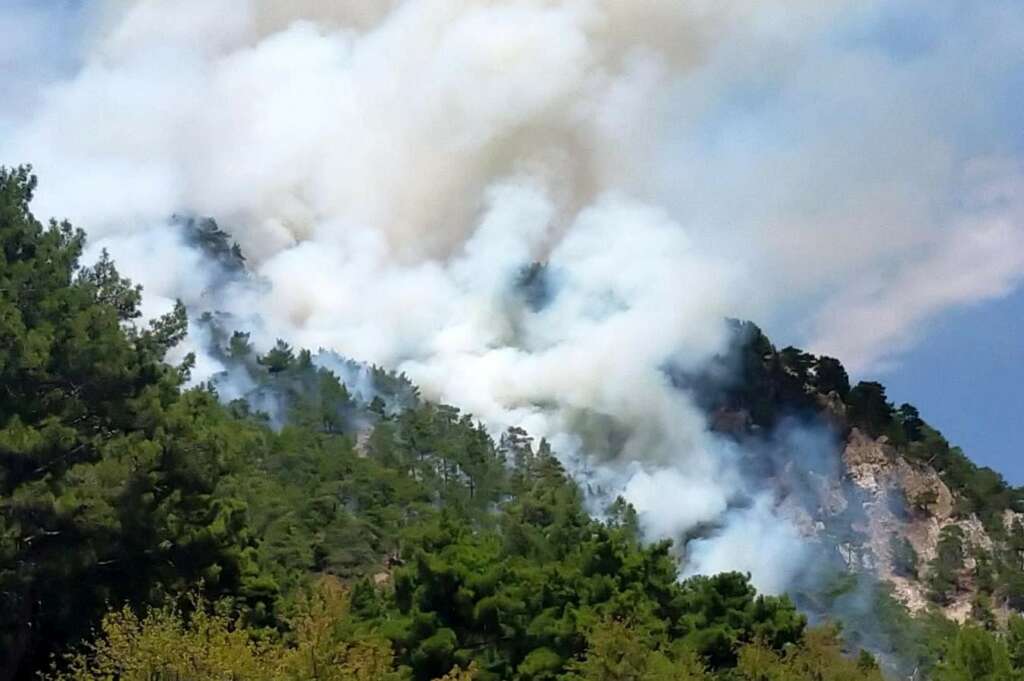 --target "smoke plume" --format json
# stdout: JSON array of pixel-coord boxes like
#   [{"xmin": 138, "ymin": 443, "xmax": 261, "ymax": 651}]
[{"xmin": 3, "ymin": 0, "xmax": 1024, "ymax": 594}]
